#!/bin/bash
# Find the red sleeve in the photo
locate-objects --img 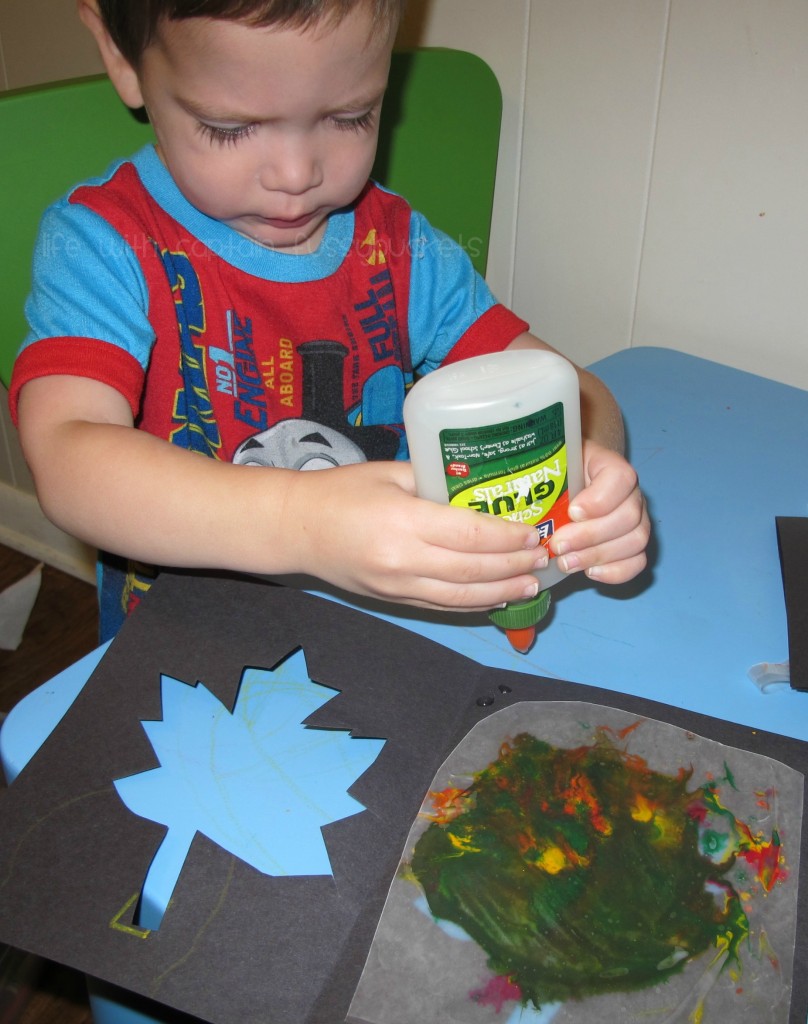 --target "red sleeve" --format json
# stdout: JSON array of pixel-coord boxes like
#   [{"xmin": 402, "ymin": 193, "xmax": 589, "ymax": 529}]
[
  {"xmin": 8, "ymin": 337, "xmax": 145, "ymax": 425},
  {"xmin": 441, "ymin": 303, "xmax": 530, "ymax": 366}
]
